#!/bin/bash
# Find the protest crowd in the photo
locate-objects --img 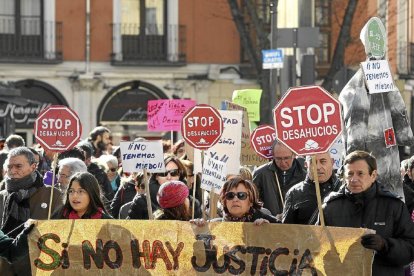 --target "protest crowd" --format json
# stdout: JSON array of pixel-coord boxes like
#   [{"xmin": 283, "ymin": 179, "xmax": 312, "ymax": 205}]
[{"xmin": 0, "ymin": 123, "xmax": 413, "ymax": 275}]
